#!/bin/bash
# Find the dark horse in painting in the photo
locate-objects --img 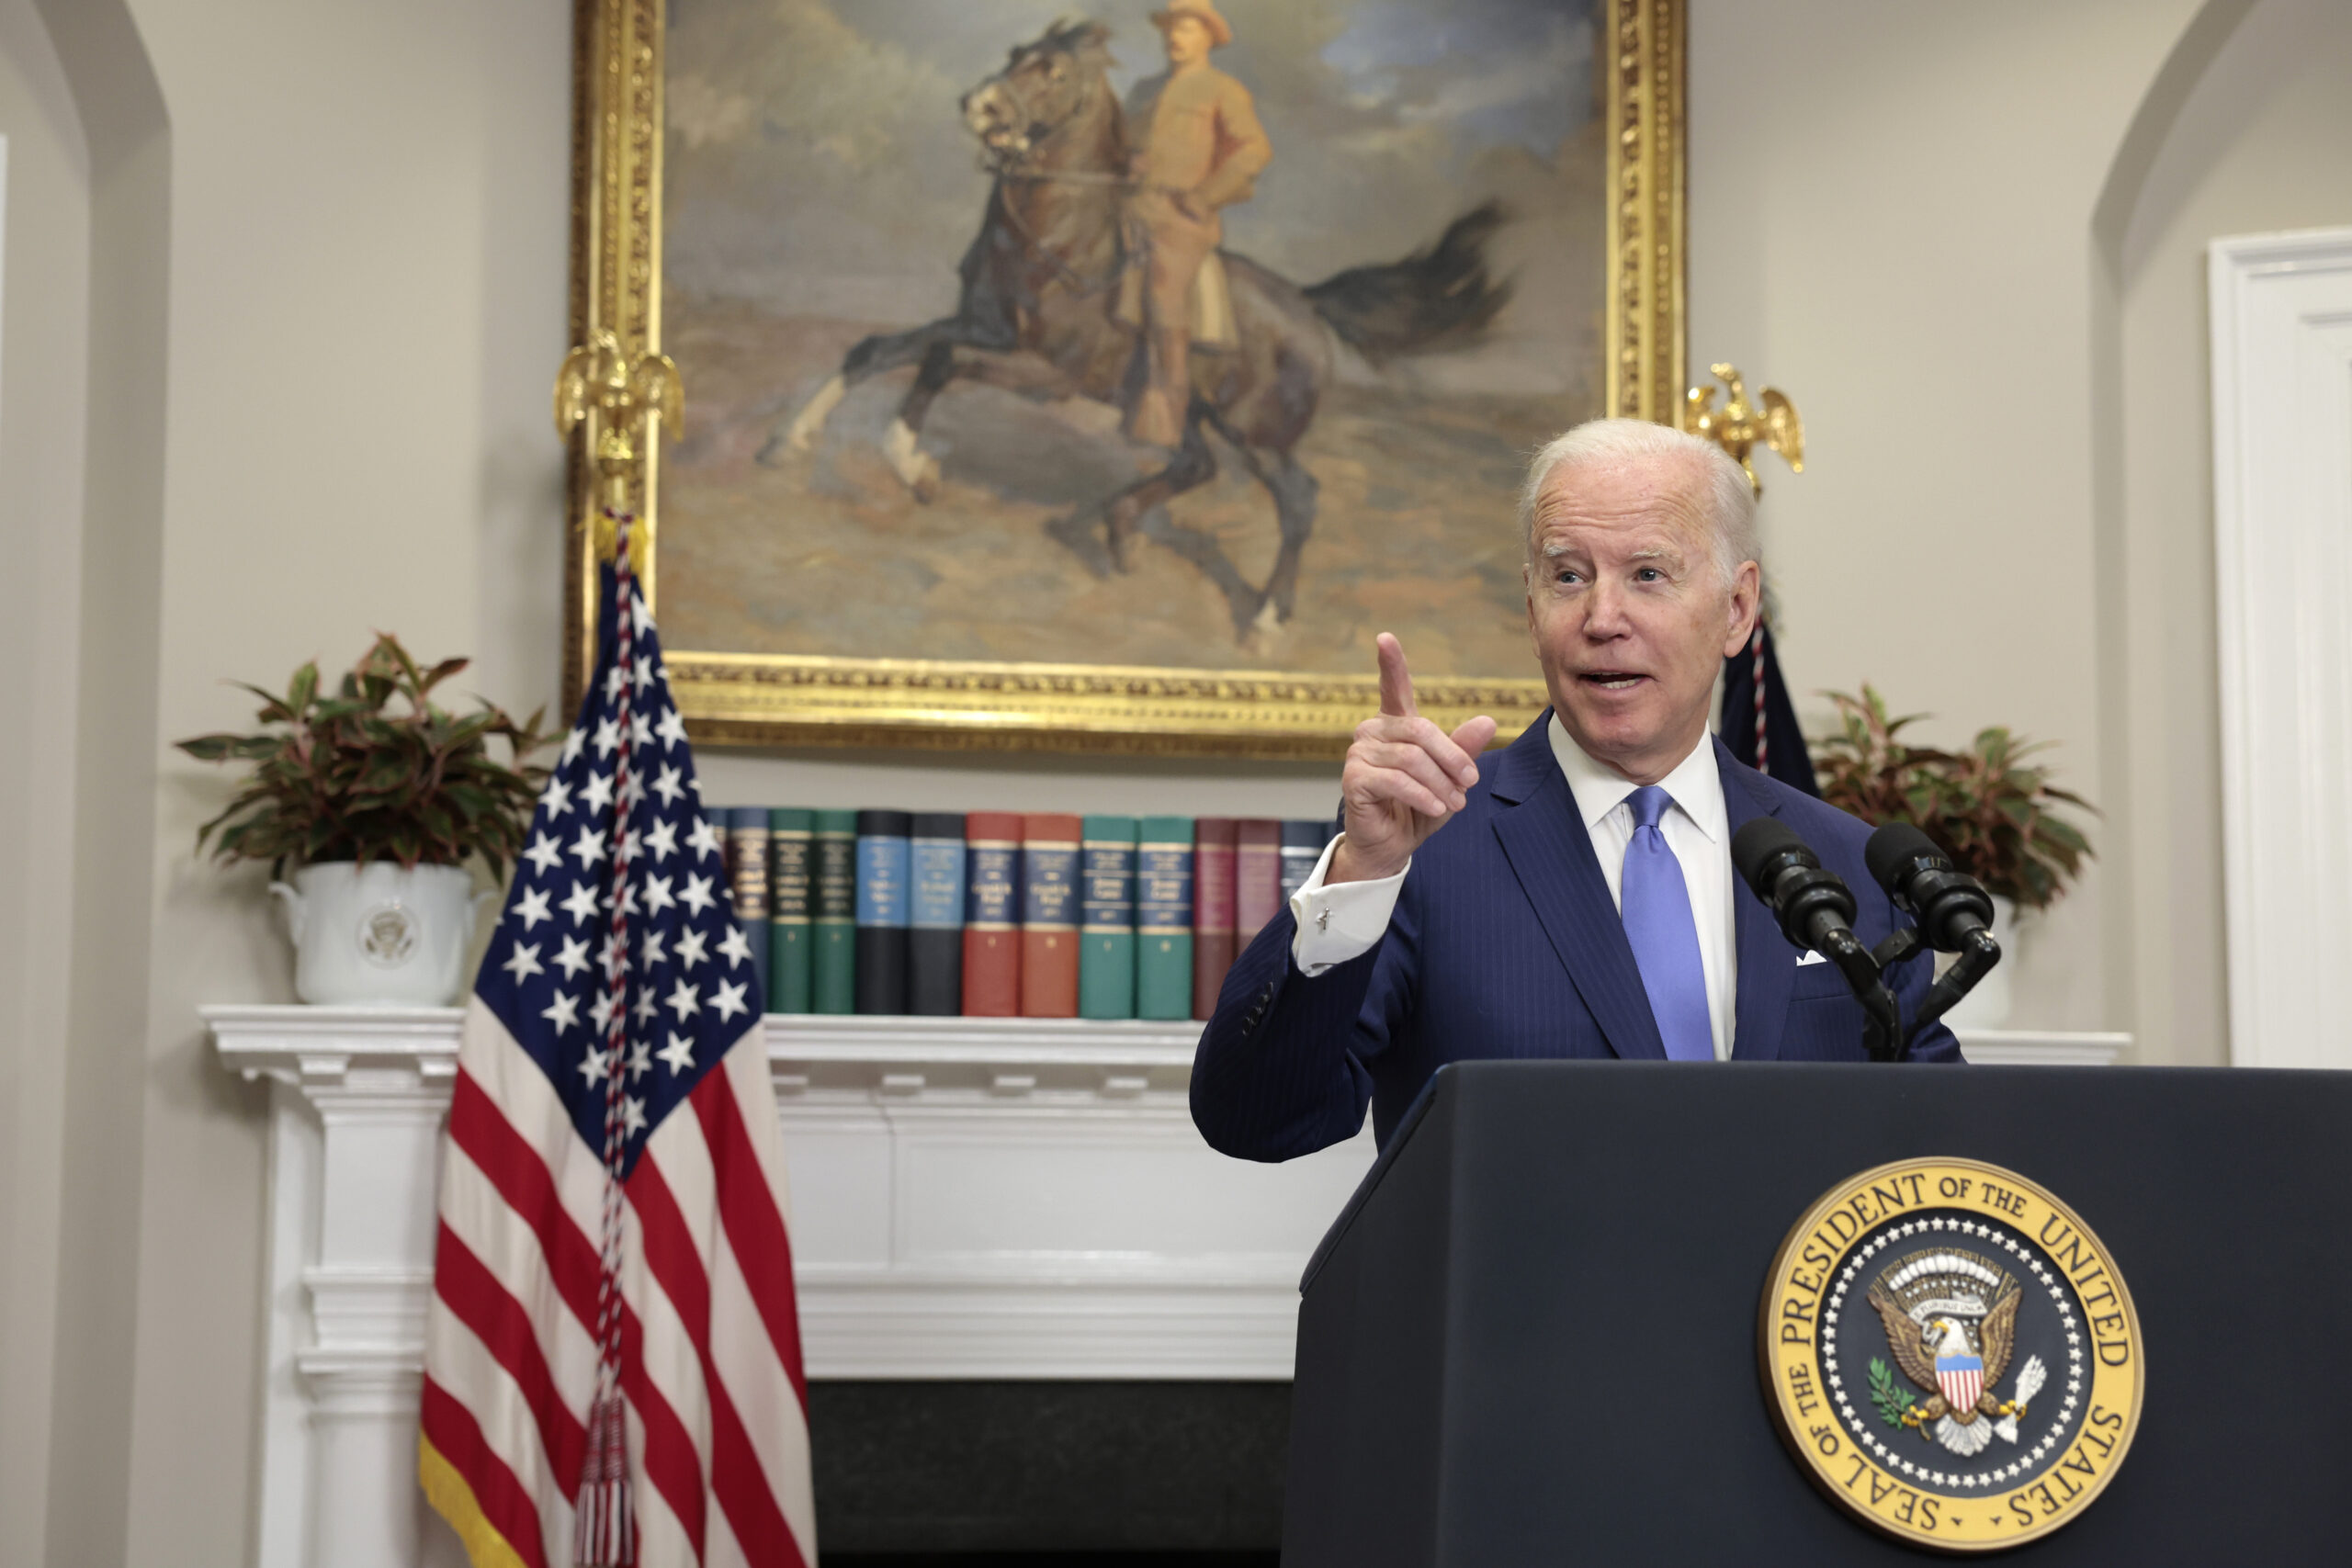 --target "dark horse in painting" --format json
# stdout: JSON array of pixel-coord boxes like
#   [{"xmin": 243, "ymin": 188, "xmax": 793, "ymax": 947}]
[{"xmin": 763, "ymin": 17, "xmax": 1510, "ymax": 642}]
